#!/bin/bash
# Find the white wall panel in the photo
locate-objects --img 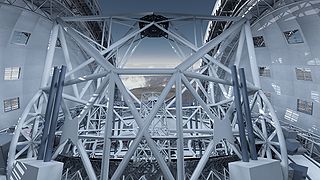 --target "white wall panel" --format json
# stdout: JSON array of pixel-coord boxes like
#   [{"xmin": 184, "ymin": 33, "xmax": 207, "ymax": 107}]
[
  {"xmin": 243, "ymin": 1, "xmax": 320, "ymax": 135},
  {"xmin": 0, "ymin": 4, "xmax": 93, "ymax": 129}
]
